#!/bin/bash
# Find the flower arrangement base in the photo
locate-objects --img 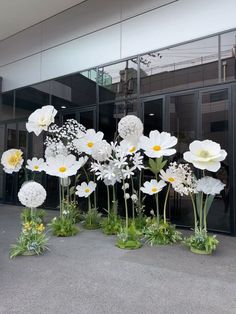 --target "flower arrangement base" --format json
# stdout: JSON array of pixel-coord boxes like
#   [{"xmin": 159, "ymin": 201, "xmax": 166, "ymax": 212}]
[
  {"xmin": 116, "ymin": 239, "xmax": 142, "ymax": 250},
  {"xmin": 190, "ymin": 247, "xmax": 212, "ymax": 255},
  {"xmin": 49, "ymin": 217, "xmax": 79, "ymax": 237},
  {"xmin": 83, "ymin": 224, "xmax": 100, "ymax": 230},
  {"xmin": 22, "ymin": 250, "xmax": 38, "ymax": 256},
  {"xmin": 101, "ymin": 215, "xmax": 121, "ymax": 235}
]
